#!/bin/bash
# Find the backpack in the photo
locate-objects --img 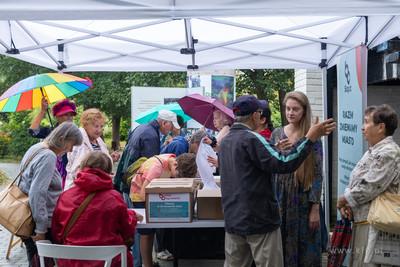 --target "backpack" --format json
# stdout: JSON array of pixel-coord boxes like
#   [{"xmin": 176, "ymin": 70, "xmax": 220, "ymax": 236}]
[
  {"xmin": 120, "ymin": 156, "xmax": 163, "ymax": 187},
  {"xmin": 120, "ymin": 157, "xmax": 148, "ymax": 187}
]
